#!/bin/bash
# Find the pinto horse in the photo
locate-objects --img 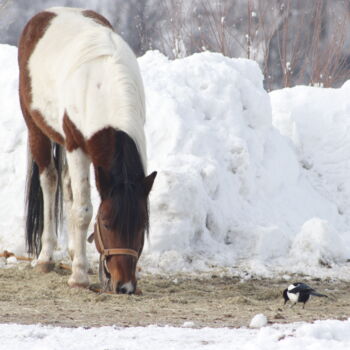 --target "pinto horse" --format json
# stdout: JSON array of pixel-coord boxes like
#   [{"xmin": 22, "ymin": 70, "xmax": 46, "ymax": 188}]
[{"xmin": 18, "ymin": 7, "xmax": 156, "ymax": 294}]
